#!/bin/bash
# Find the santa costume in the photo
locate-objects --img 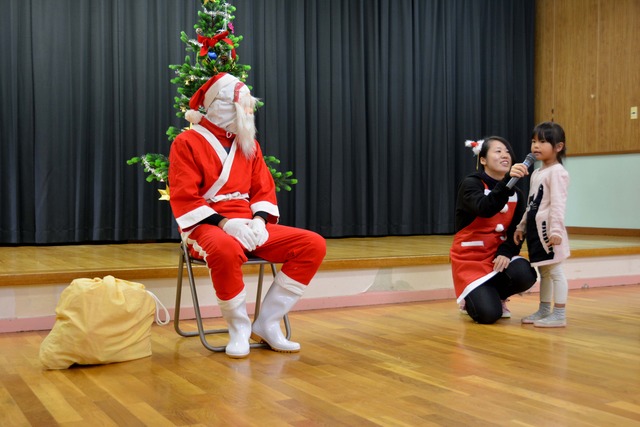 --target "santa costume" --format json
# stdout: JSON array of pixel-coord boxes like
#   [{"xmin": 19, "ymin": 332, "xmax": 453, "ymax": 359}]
[{"xmin": 169, "ymin": 72, "xmax": 325, "ymax": 357}]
